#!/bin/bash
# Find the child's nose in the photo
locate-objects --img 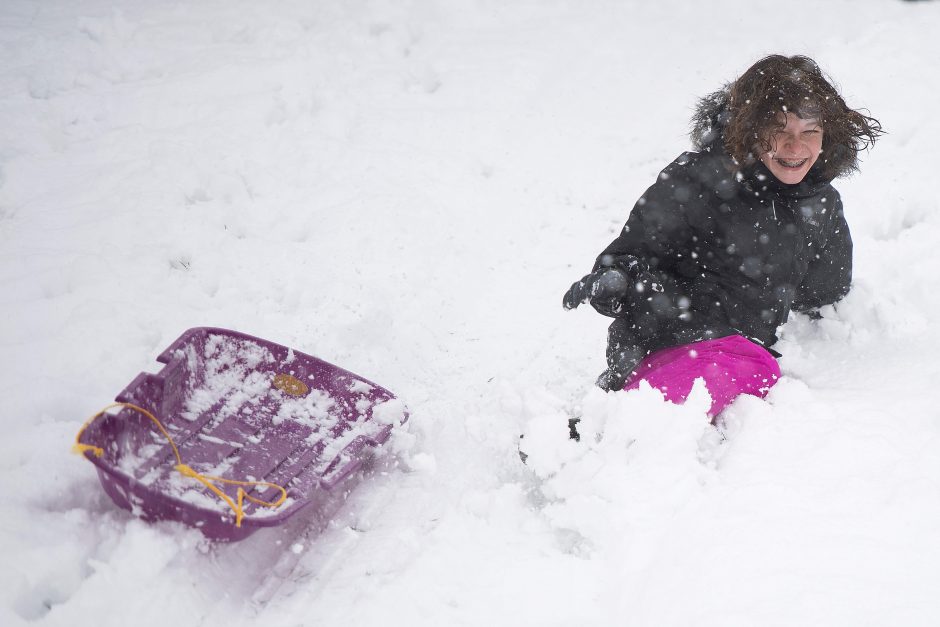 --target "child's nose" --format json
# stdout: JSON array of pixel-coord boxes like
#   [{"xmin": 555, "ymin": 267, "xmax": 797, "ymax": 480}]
[{"xmin": 781, "ymin": 134, "xmax": 802, "ymax": 151}]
